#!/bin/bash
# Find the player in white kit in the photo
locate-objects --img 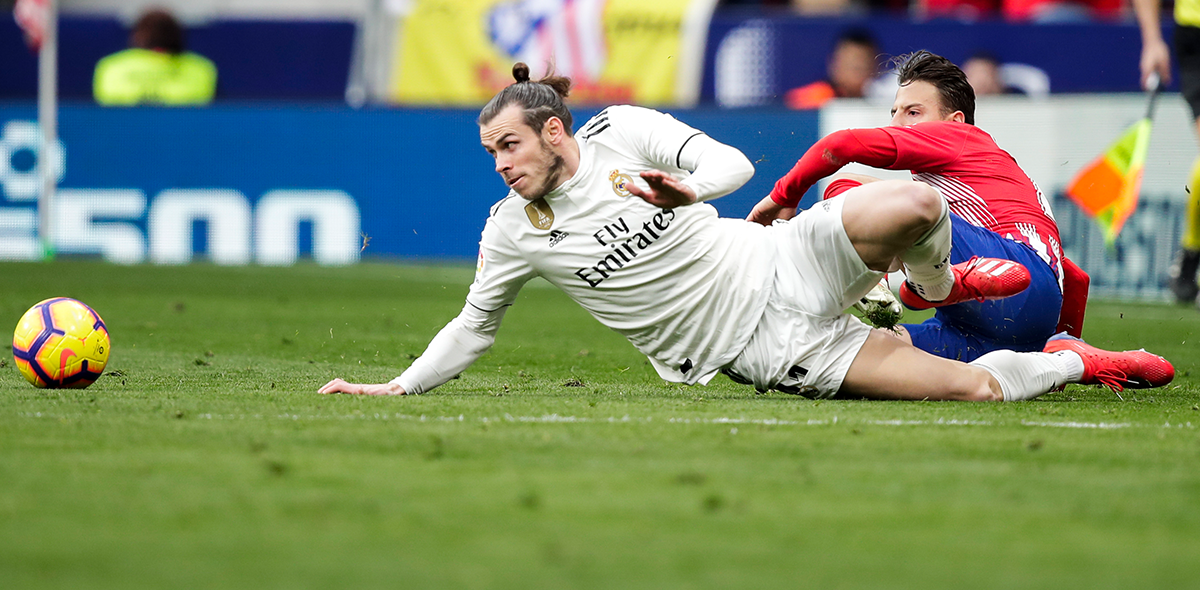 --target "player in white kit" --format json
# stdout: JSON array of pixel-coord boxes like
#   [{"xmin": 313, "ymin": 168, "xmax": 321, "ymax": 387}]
[{"xmin": 319, "ymin": 64, "xmax": 1174, "ymax": 401}]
